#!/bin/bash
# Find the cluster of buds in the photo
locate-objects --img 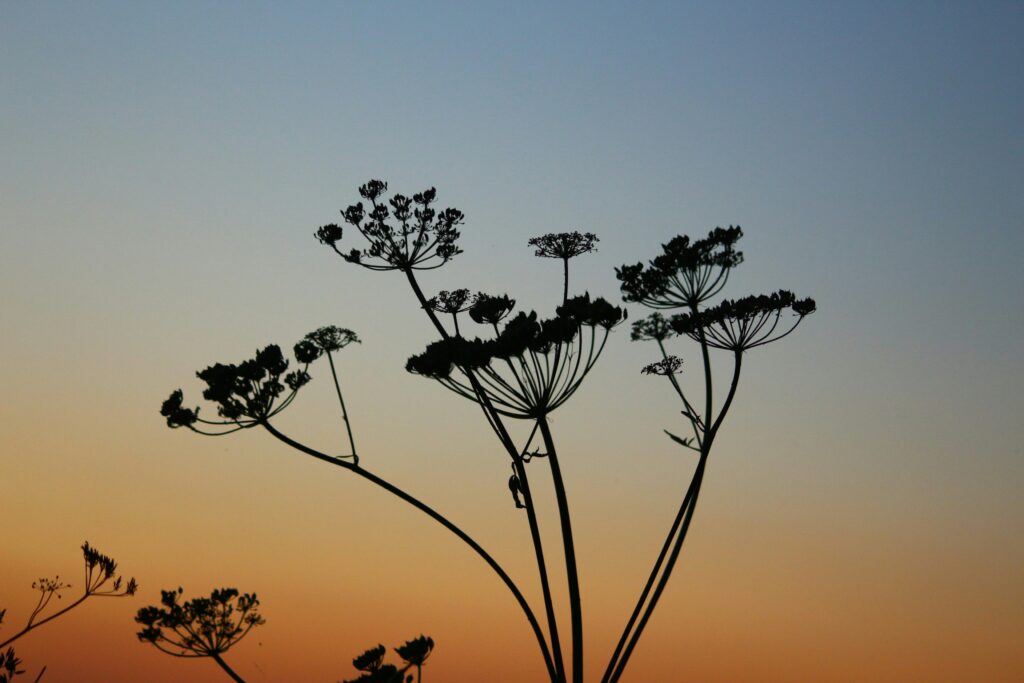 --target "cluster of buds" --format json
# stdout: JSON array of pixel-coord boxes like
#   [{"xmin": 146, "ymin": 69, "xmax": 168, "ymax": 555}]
[
  {"xmin": 316, "ymin": 180, "xmax": 465, "ymax": 271},
  {"xmin": 671, "ymin": 290, "xmax": 816, "ymax": 351},
  {"xmin": 161, "ymin": 325, "xmax": 357, "ymax": 435},
  {"xmin": 407, "ymin": 294, "xmax": 625, "ymax": 418},
  {"xmin": 617, "ymin": 226, "xmax": 743, "ymax": 307},
  {"xmin": 344, "ymin": 636, "xmax": 435, "ymax": 683},
  {"xmin": 135, "ymin": 588, "xmax": 264, "ymax": 658}
]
